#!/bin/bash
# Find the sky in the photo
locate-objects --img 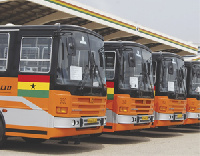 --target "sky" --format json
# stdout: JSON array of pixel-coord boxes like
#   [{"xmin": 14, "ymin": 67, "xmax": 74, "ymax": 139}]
[{"xmin": 72, "ymin": 0, "xmax": 200, "ymax": 46}]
